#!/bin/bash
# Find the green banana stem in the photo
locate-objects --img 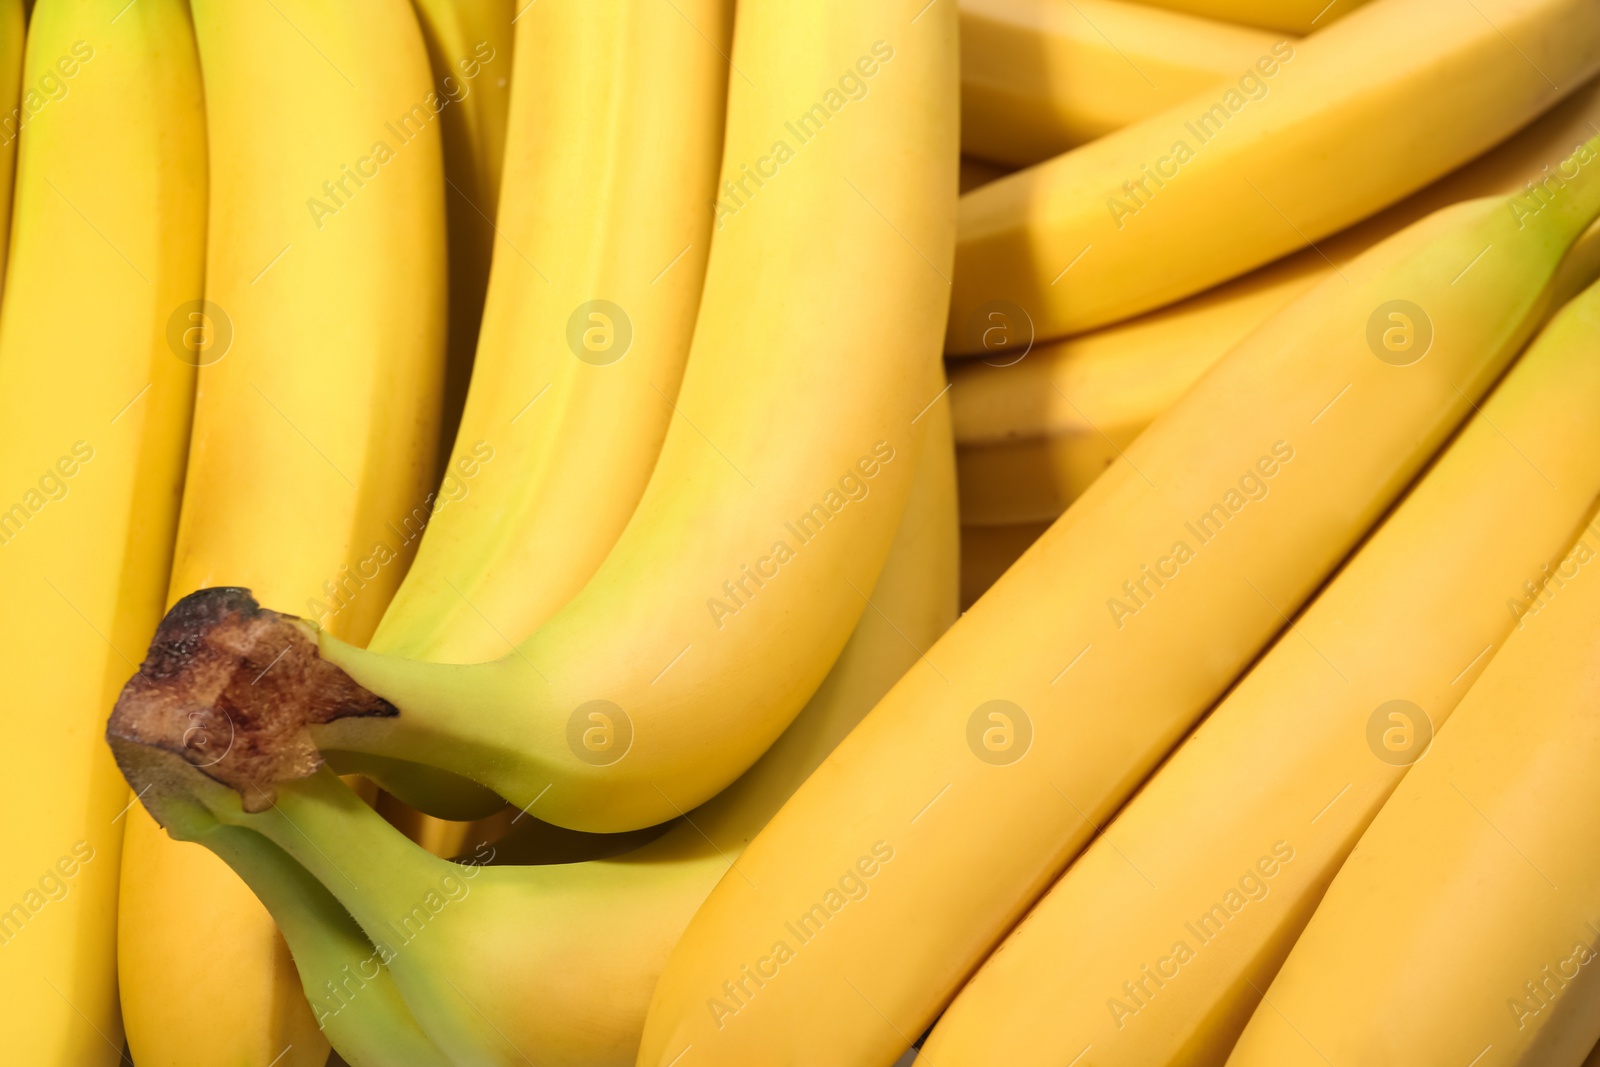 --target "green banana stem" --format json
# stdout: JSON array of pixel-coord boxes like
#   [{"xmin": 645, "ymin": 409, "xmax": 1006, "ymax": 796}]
[{"xmin": 109, "ymin": 745, "xmax": 451, "ymax": 1067}]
